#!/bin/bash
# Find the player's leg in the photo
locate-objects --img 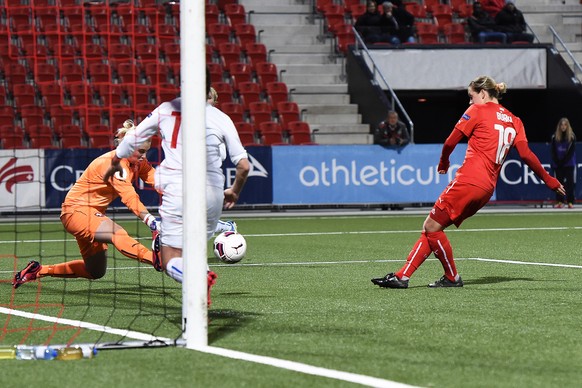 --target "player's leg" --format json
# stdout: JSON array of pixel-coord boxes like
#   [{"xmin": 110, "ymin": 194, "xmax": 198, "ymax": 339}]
[
  {"xmin": 424, "ymin": 208, "xmax": 460, "ymax": 284},
  {"xmin": 395, "ymin": 231, "xmax": 432, "ymax": 280},
  {"xmin": 94, "ymin": 218, "xmax": 153, "ymax": 266}
]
